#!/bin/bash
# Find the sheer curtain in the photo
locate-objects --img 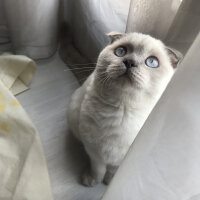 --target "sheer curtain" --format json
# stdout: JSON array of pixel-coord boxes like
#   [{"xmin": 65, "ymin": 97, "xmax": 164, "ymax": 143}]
[
  {"xmin": 102, "ymin": 0, "xmax": 200, "ymax": 199},
  {"xmin": 61, "ymin": 0, "xmax": 131, "ymax": 62},
  {"xmin": 126, "ymin": 0, "xmax": 200, "ymax": 54},
  {"xmin": 0, "ymin": 0, "xmax": 59, "ymax": 59}
]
